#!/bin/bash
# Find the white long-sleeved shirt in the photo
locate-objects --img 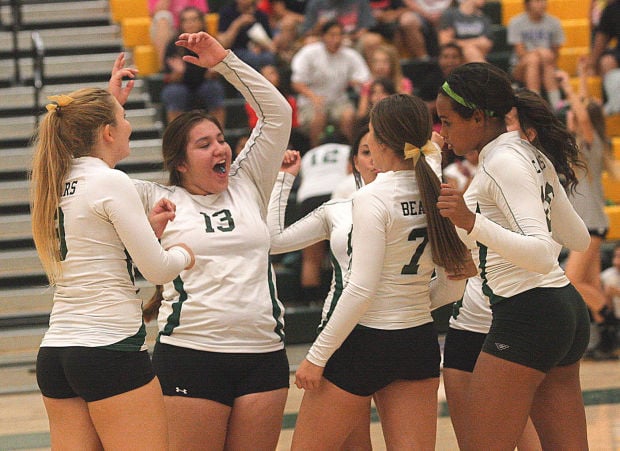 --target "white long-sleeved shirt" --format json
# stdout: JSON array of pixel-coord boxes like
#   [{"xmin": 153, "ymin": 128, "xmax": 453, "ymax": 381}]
[
  {"xmin": 134, "ymin": 51, "xmax": 292, "ymax": 353},
  {"xmin": 42, "ymin": 157, "xmax": 191, "ymax": 350},
  {"xmin": 458, "ymin": 131, "xmax": 590, "ymax": 304},
  {"xmin": 306, "ymin": 151, "xmax": 465, "ymax": 367}
]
